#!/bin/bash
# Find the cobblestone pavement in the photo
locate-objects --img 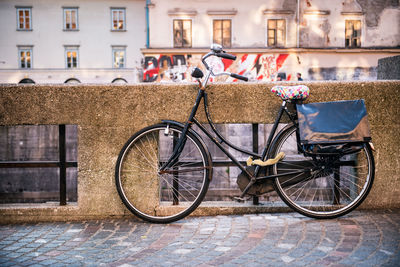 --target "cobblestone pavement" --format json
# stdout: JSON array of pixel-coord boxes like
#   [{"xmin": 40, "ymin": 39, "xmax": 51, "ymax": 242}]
[{"xmin": 0, "ymin": 209, "xmax": 399, "ymax": 267}]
